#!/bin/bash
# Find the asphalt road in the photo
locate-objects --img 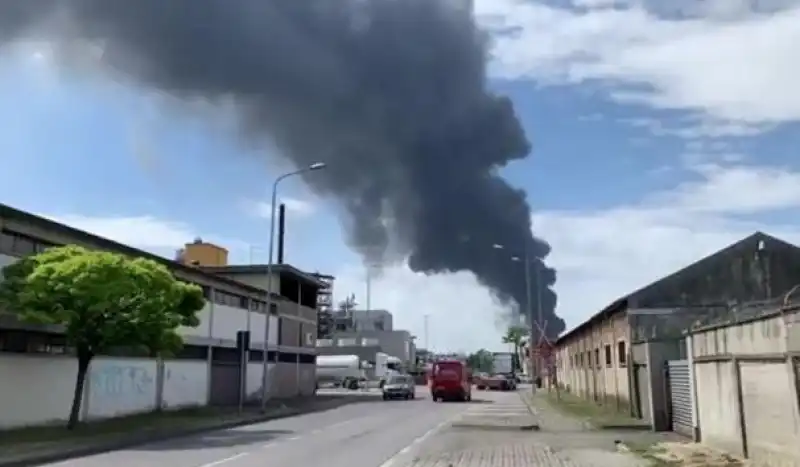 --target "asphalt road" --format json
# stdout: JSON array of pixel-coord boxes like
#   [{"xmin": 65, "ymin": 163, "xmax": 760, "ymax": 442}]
[{"xmin": 42, "ymin": 387, "xmax": 476, "ymax": 467}]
